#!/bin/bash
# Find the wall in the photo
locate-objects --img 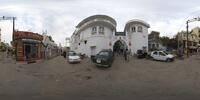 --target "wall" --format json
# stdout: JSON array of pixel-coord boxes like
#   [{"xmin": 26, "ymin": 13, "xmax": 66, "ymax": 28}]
[
  {"xmin": 72, "ymin": 26, "xmax": 113, "ymax": 56},
  {"xmin": 128, "ymin": 25, "xmax": 149, "ymax": 54}
]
